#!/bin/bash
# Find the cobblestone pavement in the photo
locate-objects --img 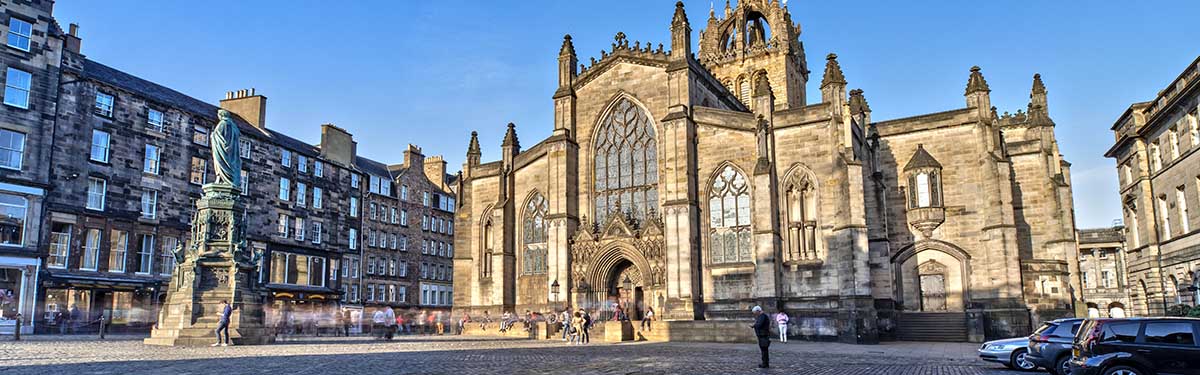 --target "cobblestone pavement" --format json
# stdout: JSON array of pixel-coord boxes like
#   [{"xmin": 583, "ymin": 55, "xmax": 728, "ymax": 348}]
[{"xmin": 0, "ymin": 334, "xmax": 1026, "ymax": 374}]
